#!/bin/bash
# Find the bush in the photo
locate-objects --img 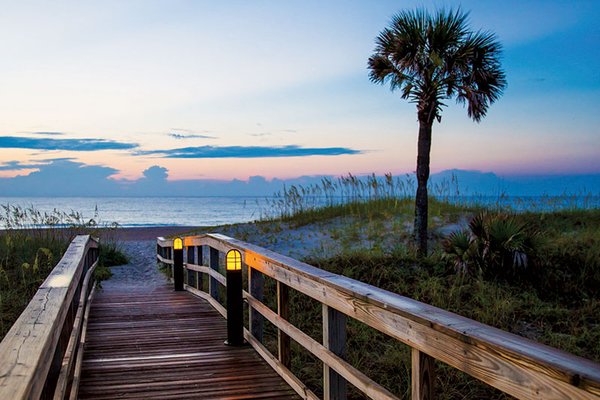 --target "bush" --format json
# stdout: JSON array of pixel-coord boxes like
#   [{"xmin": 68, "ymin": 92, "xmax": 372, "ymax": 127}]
[
  {"xmin": 98, "ymin": 242, "xmax": 128, "ymax": 267},
  {"xmin": 443, "ymin": 212, "xmax": 540, "ymax": 281}
]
